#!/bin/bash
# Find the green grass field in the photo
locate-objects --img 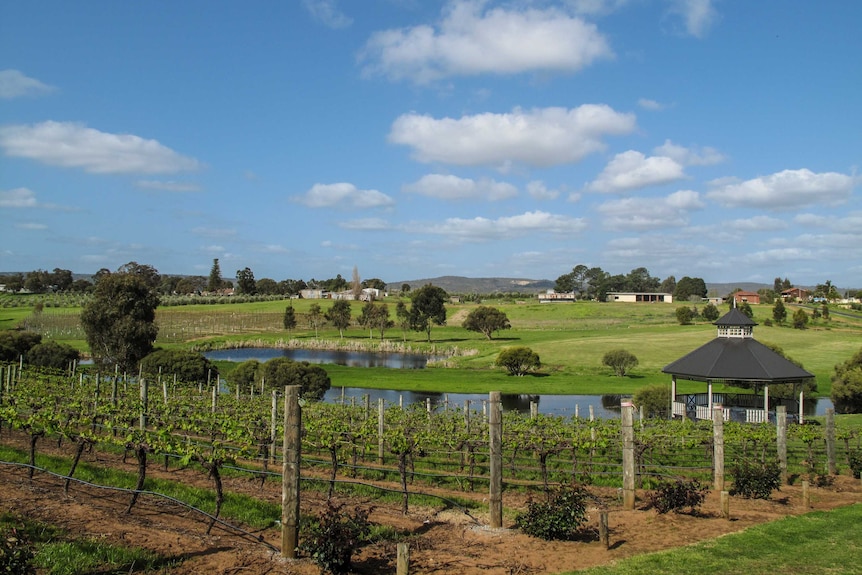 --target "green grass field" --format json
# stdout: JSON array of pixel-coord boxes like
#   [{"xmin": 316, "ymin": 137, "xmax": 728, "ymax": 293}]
[
  {"xmin": 568, "ymin": 504, "xmax": 862, "ymax": 575},
  {"xmin": 3, "ymin": 295, "xmax": 861, "ymax": 397}
]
